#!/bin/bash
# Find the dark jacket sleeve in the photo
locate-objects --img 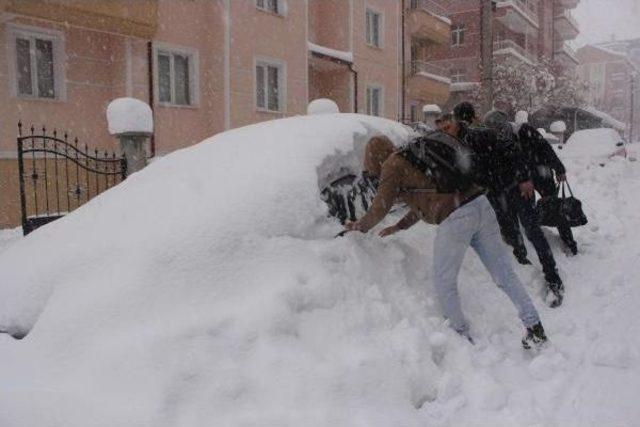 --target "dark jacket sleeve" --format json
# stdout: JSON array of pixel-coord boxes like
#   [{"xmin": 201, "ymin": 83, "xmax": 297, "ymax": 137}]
[{"xmin": 539, "ymin": 138, "xmax": 566, "ymax": 175}]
